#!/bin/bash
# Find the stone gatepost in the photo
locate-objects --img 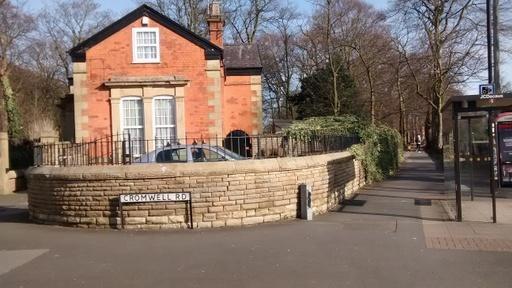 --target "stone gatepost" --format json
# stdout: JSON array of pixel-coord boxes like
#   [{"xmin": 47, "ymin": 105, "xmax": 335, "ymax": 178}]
[{"xmin": 0, "ymin": 131, "xmax": 9, "ymax": 195}]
